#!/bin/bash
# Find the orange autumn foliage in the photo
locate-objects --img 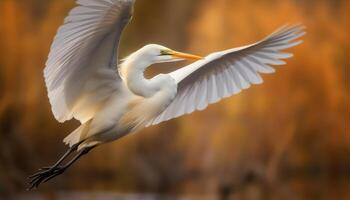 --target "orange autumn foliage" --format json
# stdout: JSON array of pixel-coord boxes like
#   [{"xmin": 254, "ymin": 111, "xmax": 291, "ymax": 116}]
[{"xmin": 0, "ymin": 0, "xmax": 350, "ymax": 198}]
